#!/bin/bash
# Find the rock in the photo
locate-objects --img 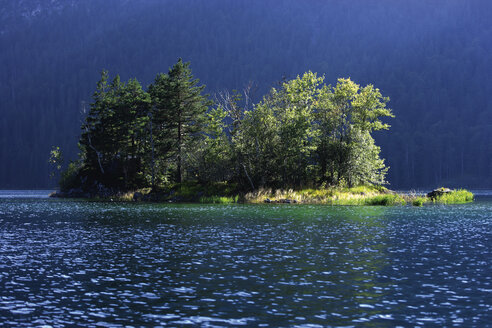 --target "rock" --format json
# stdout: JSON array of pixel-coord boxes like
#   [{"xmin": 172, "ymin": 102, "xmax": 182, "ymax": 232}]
[
  {"xmin": 263, "ymin": 198, "xmax": 296, "ymax": 204},
  {"xmin": 133, "ymin": 192, "xmax": 143, "ymax": 201},
  {"xmin": 427, "ymin": 187, "xmax": 453, "ymax": 199},
  {"xmin": 49, "ymin": 191, "xmax": 65, "ymax": 198}
]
